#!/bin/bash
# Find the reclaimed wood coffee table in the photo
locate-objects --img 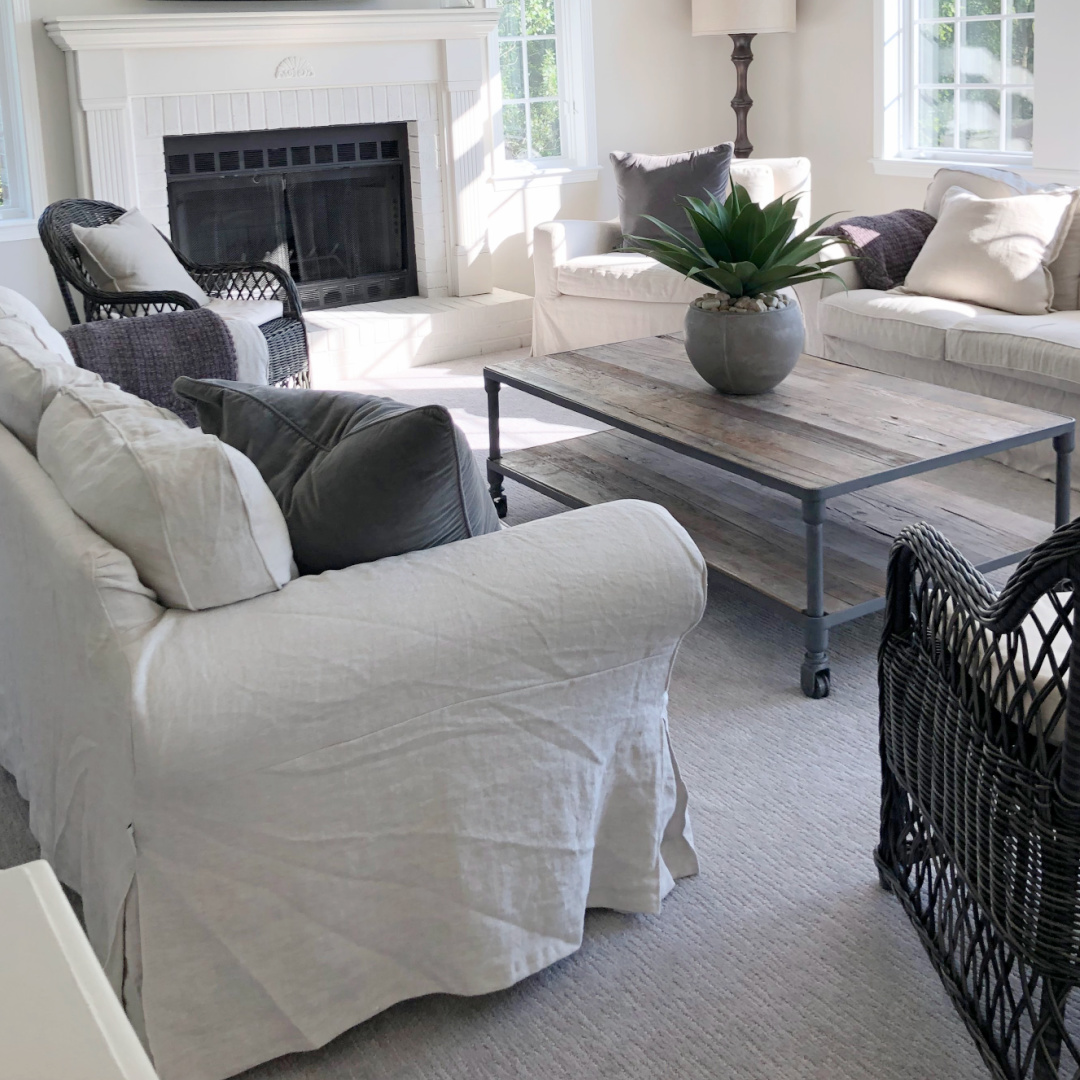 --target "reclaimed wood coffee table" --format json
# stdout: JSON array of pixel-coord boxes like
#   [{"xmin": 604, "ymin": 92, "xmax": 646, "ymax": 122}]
[{"xmin": 484, "ymin": 335, "xmax": 1075, "ymax": 698}]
